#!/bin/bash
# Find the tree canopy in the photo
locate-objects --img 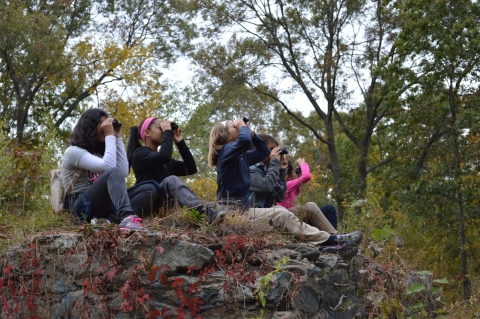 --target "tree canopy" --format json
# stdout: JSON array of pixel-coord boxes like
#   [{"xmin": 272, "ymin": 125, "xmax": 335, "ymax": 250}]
[{"xmin": 1, "ymin": 0, "xmax": 480, "ymax": 308}]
